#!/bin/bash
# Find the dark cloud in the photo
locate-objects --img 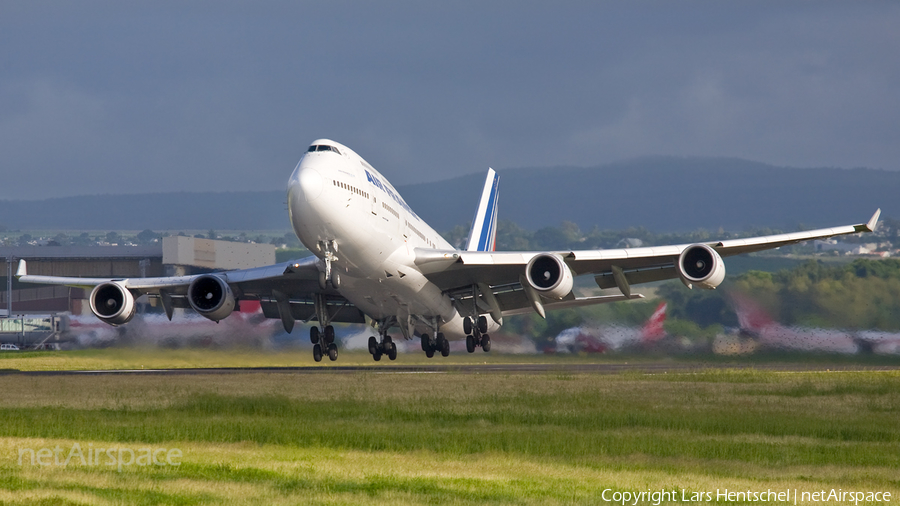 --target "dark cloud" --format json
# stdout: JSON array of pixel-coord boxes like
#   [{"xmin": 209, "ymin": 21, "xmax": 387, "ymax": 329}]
[{"xmin": 1, "ymin": 1, "xmax": 898, "ymax": 199}]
